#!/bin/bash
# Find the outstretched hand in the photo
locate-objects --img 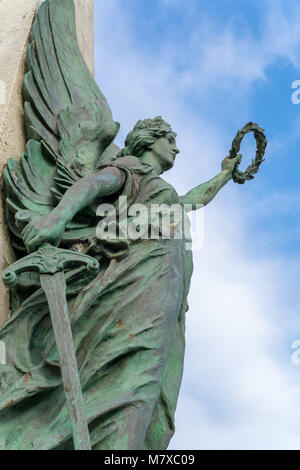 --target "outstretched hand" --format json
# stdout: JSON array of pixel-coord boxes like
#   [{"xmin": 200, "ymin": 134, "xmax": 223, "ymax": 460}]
[
  {"xmin": 221, "ymin": 154, "xmax": 242, "ymax": 176},
  {"xmin": 16, "ymin": 210, "xmax": 66, "ymax": 253}
]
